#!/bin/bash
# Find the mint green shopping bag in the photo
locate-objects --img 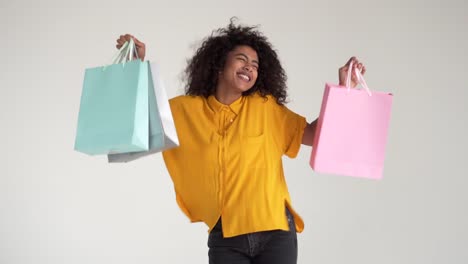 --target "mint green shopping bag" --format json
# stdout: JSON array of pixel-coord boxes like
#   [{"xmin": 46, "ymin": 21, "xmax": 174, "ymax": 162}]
[
  {"xmin": 107, "ymin": 62, "xmax": 179, "ymax": 163},
  {"xmin": 74, "ymin": 40, "xmax": 163, "ymax": 155}
]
